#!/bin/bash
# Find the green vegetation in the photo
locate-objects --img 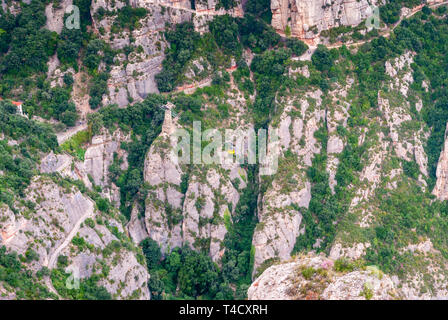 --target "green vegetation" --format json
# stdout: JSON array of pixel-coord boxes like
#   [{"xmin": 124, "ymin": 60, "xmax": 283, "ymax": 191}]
[
  {"xmin": 156, "ymin": 22, "xmax": 202, "ymax": 92},
  {"xmin": 88, "ymin": 94, "xmax": 166, "ymax": 219},
  {"xmin": 61, "ymin": 130, "xmax": 91, "ymax": 161},
  {"xmin": 0, "ymin": 246, "xmax": 55, "ymax": 299},
  {"xmin": 51, "ymin": 267, "xmax": 112, "ymax": 300},
  {"xmin": 244, "ymin": 0, "xmax": 272, "ymax": 23},
  {"xmin": 0, "ymin": 100, "xmax": 58, "ymax": 211},
  {"xmin": 156, "ymin": 13, "xmax": 283, "ymax": 93},
  {"xmin": 0, "ymin": 0, "xmax": 57, "ymax": 77},
  {"xmin": 142, "ymin": 165, "xmax": 259, "ymax": 300},
  {"xmin": 250, "ymin": 48, "xmax": 291, "ymax": 128}
]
